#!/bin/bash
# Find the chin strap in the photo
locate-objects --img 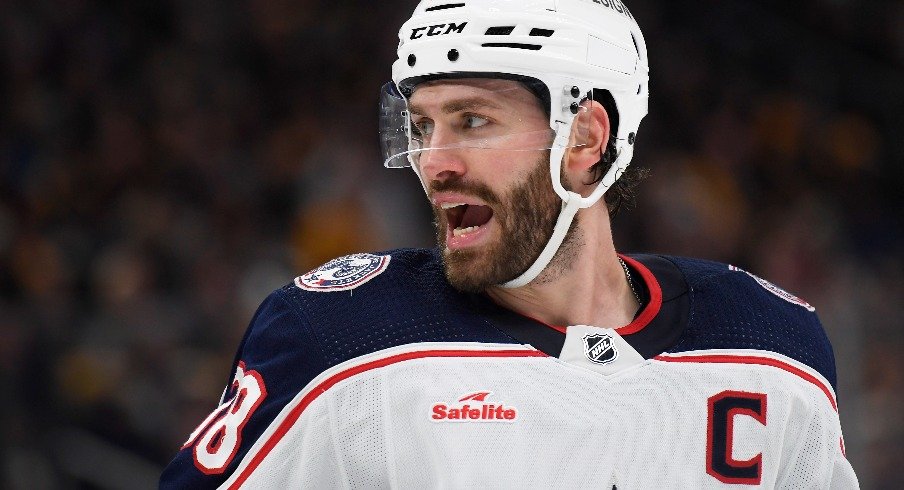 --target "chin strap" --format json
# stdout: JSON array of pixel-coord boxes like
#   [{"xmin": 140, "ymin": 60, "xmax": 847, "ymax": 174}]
[
  {"xmin": 499, "ymin": 191, "xmax": 583, "ymax": 288},
  {"xmin": 499, "ymin": 141, "xmax": 632, "ymax": 289}
]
